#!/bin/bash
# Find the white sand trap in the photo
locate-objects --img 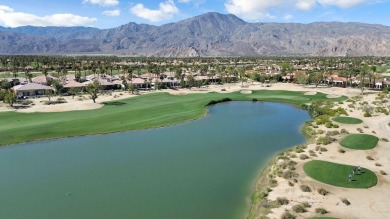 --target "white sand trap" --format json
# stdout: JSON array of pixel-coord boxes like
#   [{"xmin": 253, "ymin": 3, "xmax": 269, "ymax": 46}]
[
  {"xmin": 304, "ymin": 91, "xmax": 317, "ymax": 95},
  {"xmin": 240, "ymin": 90, "xmax": 252, "ymax": 94},
  {"xmin": 327, "ymin": 94, "xmax": 341, "ymax": 98}
]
